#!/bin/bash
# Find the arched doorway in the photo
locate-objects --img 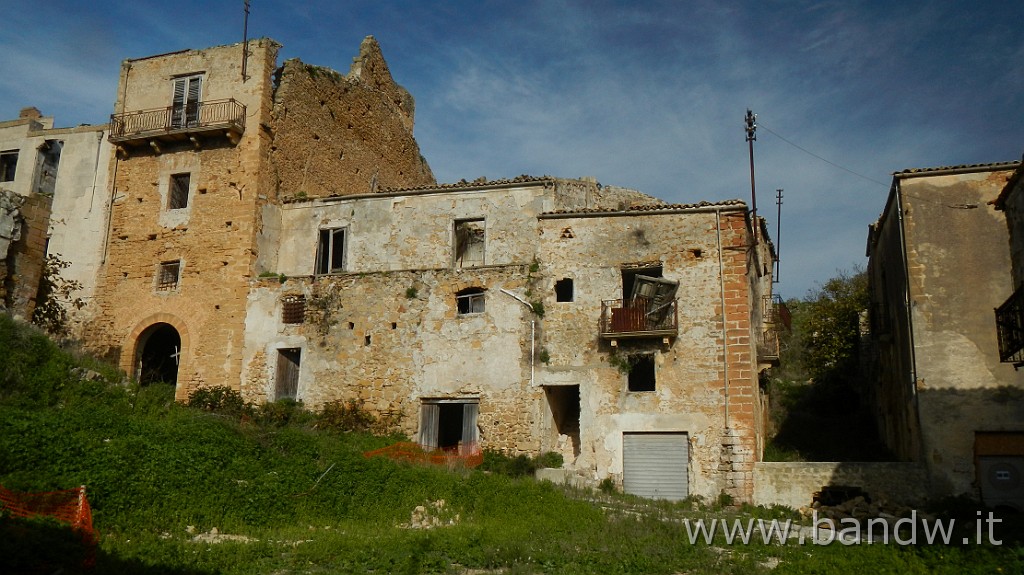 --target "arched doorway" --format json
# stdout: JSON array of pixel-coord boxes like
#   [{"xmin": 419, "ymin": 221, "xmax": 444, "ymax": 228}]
[{"xmin": 136, "ymin": 323, "xmax": 182, "ymax": 385}]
